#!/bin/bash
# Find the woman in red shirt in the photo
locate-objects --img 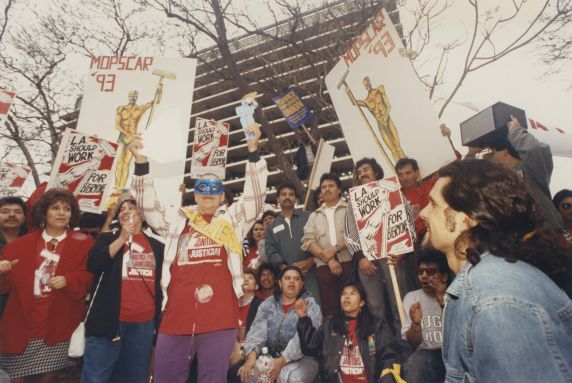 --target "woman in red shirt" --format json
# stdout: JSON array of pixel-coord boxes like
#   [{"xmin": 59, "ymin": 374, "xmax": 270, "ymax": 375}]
[
  {"xmin": 0, "ymin": 189, "xmax": 93, "ymax": 382},
  {"xmin": 243, "ymin": 220, "xmax": 266, "ymax": 270},
  {"xmin": 296, "ymin": 281, "xmax": 404, "ymax": 383},
  {"xmin": 81, "ymin": 194, "xmax": 164, "ymax": 383}
]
